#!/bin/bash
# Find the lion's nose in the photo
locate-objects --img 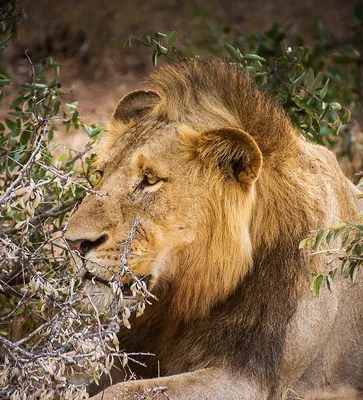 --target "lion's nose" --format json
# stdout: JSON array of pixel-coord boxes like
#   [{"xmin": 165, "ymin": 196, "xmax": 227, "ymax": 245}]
[{"xmin": 66, "ymin": 234, "xmax": 108, "ymax": 257}]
